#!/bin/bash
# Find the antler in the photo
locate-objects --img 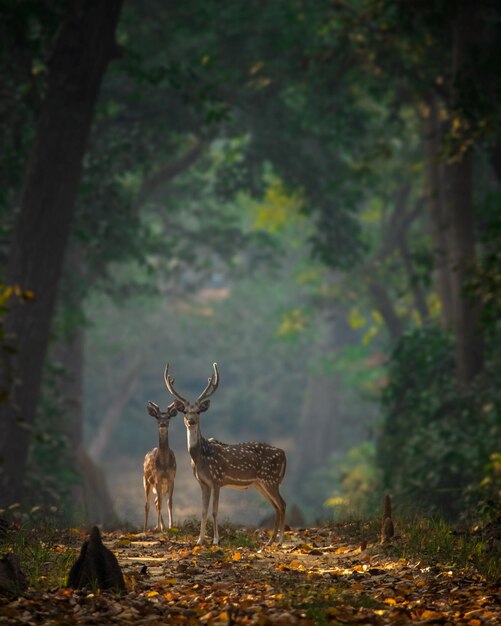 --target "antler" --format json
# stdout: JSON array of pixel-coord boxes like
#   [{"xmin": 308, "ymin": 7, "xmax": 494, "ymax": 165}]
[
  {"xmin": 196, "ymin": 362, "xmax": 219, "ymax": 404},
  {"xmin": 164, "ymin": 364, "xmax": 188, "ymax": 404}
]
